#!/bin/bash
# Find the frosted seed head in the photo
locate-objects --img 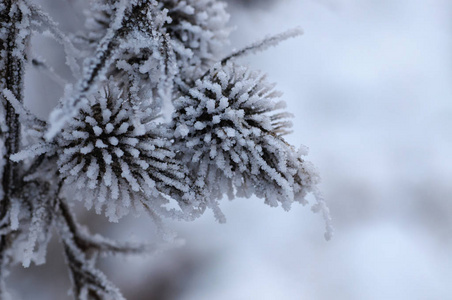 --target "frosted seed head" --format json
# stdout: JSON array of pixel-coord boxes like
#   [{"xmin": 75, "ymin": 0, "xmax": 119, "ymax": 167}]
[{"xmin": 55, "ymin": 82, "xmax": 195, "ymax": 221}]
